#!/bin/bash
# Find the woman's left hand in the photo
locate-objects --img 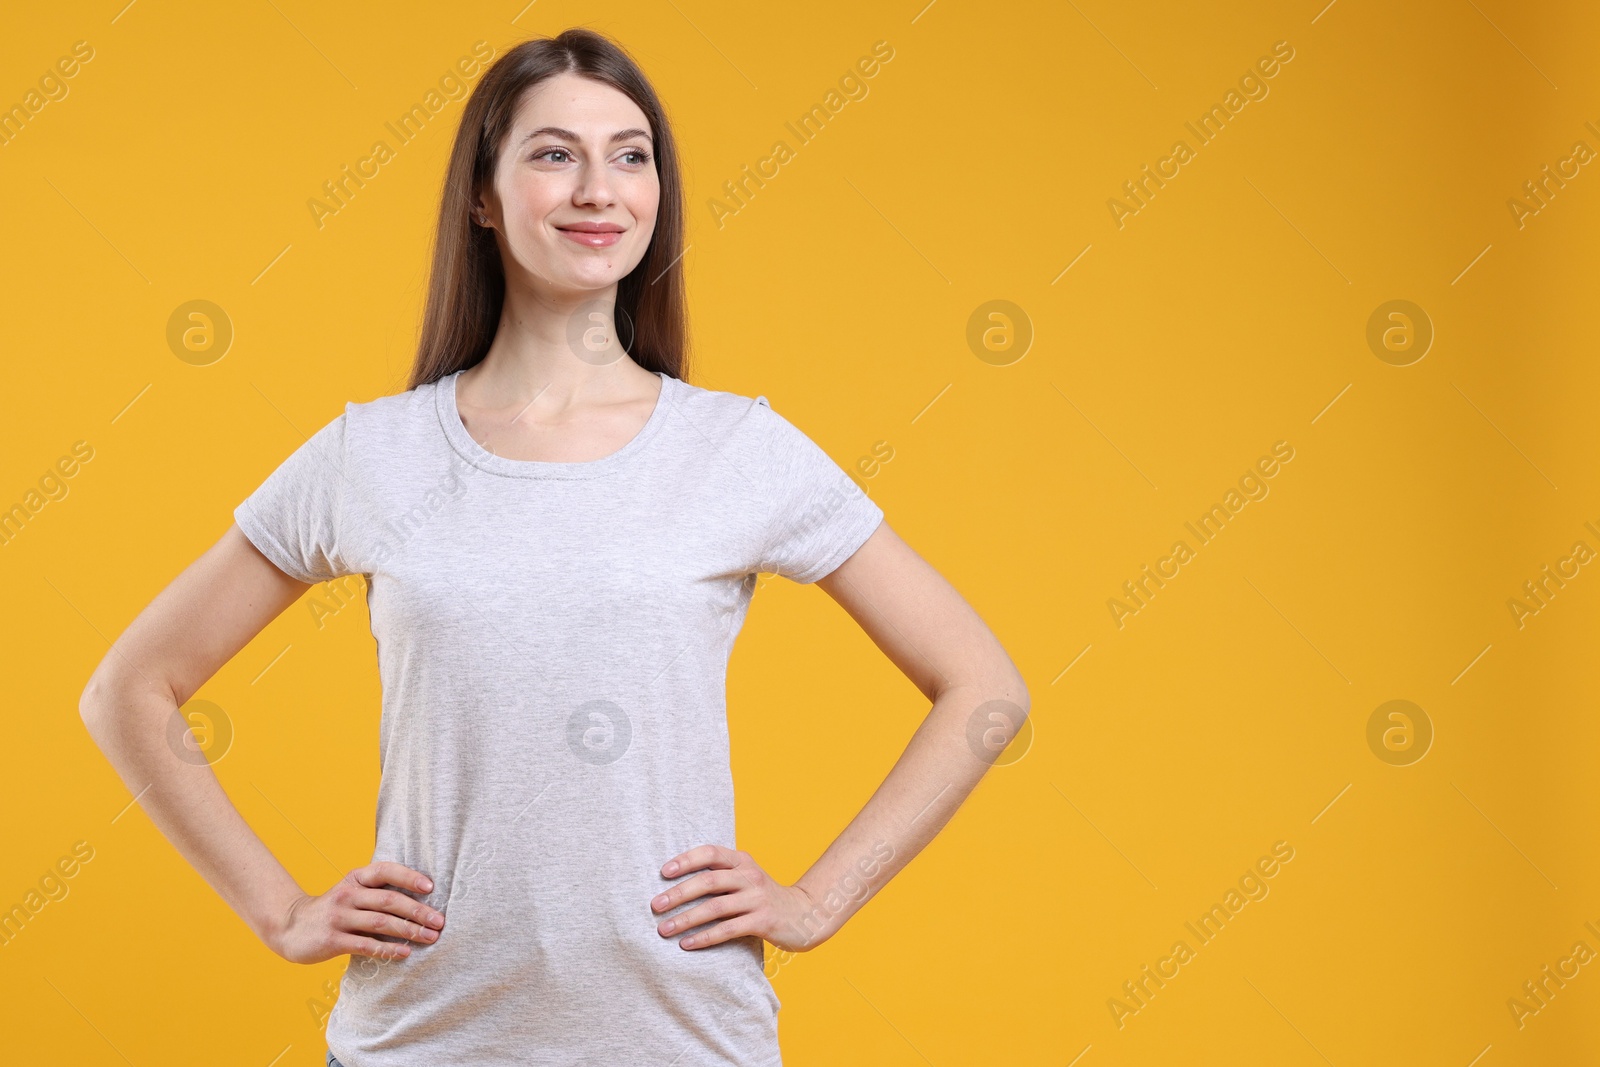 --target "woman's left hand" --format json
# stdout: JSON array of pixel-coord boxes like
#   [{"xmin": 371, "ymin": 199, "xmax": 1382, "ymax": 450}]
[{"xmin": 651, "ymin": 844, "xmax": 827, "ymax": 953}]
